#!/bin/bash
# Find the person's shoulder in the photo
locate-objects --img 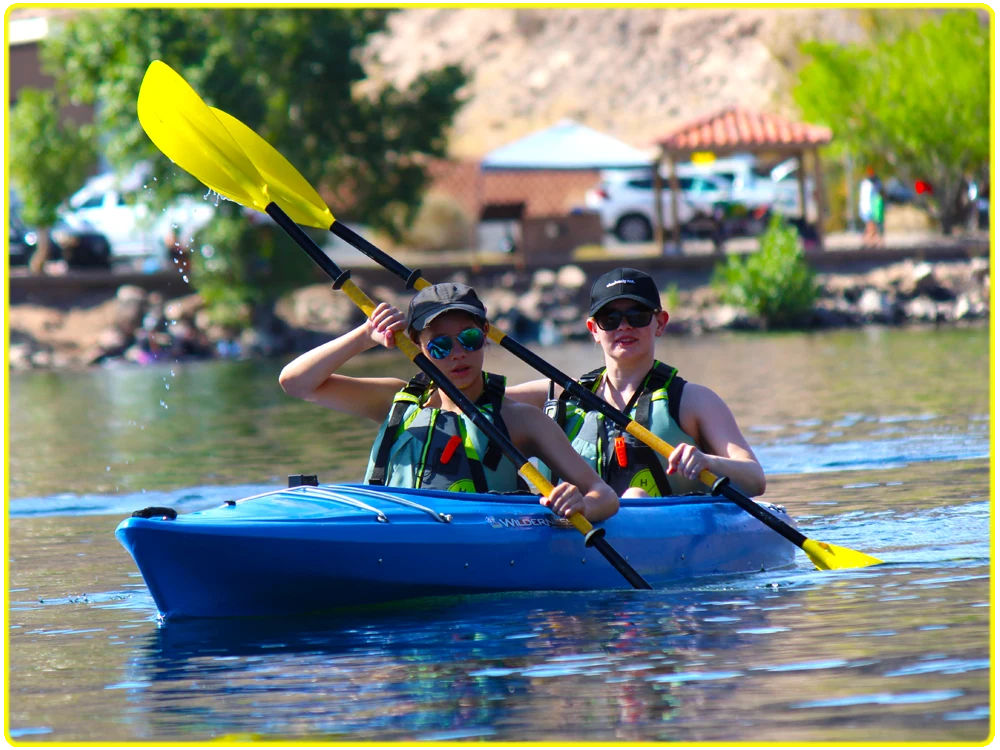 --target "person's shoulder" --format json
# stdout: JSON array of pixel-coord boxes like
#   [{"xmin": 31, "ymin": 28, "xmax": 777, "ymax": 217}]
[
  {"xmin": 365, "ymin": 376, "xmax": 412, "ymax": 392},
  {"xmin": 504, "ymin": 377, "xmax": 549, "ymax": 401},
  {"xmin": 678, "ymin": 381, "xmax": 730, "ymax": 412},
  {"xmin": 502, "ymin": 398, "xmax": 545, "ymax": 418}
]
